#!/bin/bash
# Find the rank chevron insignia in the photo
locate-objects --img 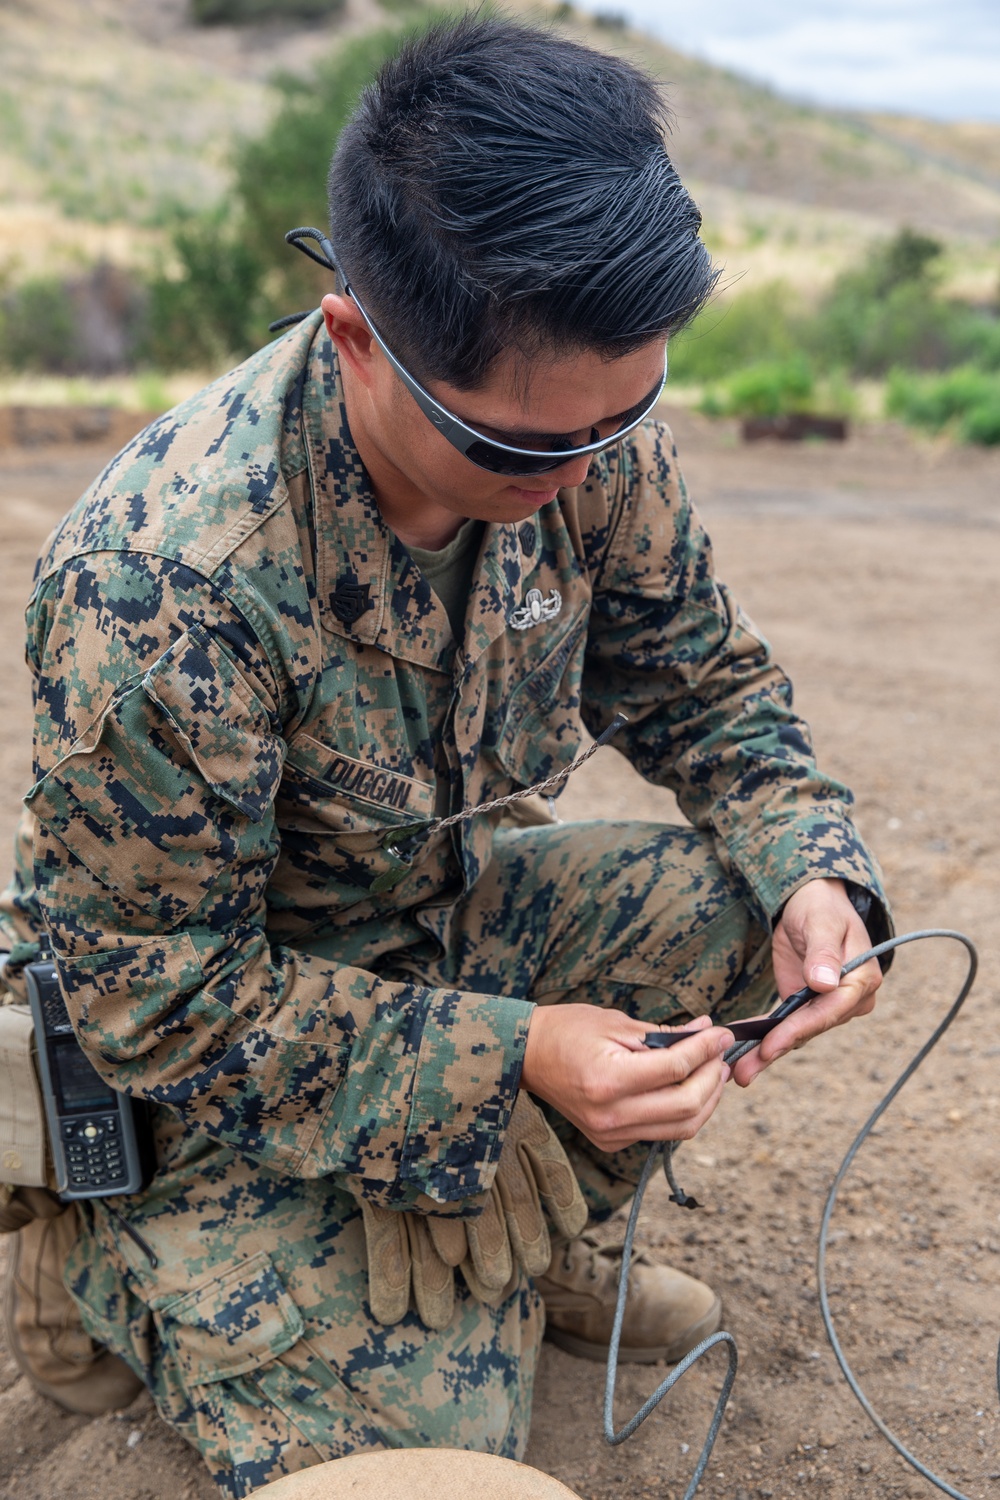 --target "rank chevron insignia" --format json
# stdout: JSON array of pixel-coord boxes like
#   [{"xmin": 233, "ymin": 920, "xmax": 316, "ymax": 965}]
[{"xmin": 509, "ymin": 587, "xmax": 562, "ymax": 631}]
